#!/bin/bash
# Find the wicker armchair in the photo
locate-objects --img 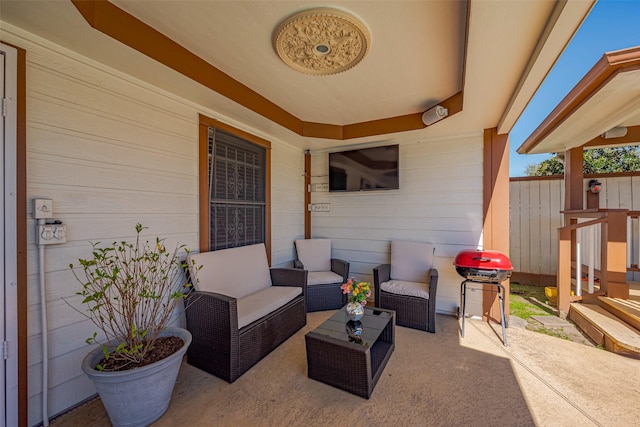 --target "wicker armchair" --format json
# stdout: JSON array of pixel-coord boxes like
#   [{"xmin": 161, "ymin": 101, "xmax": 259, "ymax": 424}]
[
  {"xmin": 373, "ymin": 241, "xmax": 438, "ymax": 332},
  {"xmin": 294, "ymin": 239, "xmax": 349, "ymax": 312},
  {"xmin": 185, "ymin": 244, "xmax": 307, "ymax": 383}
]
